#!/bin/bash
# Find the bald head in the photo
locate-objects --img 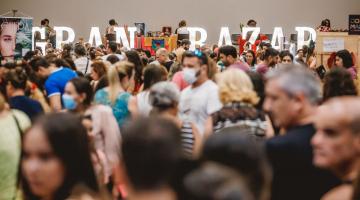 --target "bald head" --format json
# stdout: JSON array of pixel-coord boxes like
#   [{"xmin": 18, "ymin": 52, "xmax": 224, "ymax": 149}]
[
  {"xmin": 312, "ymin": 97, "xmax": 360, "ymax": 175},
  {"xmin": 320, "ymin": 97, "xmax": 360, "ymax": 135}
]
